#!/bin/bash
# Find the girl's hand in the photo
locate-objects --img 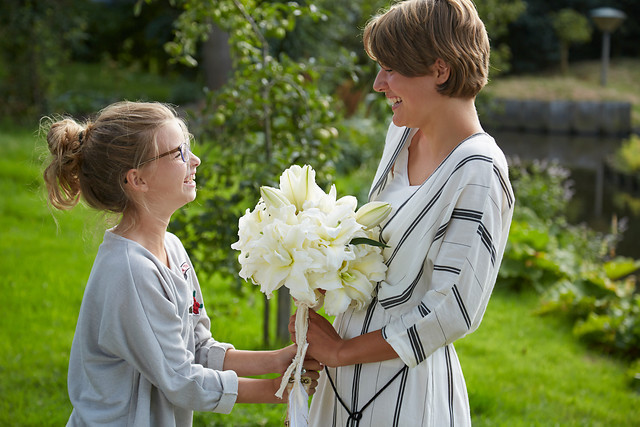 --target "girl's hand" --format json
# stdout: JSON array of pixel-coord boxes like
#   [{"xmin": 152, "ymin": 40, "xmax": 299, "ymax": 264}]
[{"xmin": 275, "ymin": 344, "xmax": 323, "ymax": 374}]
